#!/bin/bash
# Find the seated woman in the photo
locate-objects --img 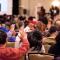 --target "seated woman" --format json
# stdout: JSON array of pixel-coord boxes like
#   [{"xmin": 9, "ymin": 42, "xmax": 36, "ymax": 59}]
[{"xmin": 48, "ymin": 32, "xmax": 60, "ymax": 60}]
